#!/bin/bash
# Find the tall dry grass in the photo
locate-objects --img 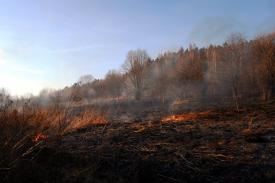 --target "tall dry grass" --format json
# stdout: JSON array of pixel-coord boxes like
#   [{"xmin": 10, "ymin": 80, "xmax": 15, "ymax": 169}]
[{"xmin": 0, "ymin": 102, "xmax": 107, "ymax": 169}]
